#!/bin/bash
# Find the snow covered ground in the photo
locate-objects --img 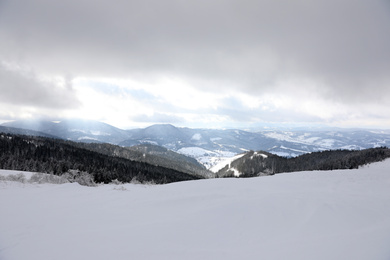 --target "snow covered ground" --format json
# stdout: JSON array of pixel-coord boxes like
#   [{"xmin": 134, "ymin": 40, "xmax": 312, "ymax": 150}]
[
  {"xmin": 177, "ymin": 146, "xmax": 237, "ymax": 169},
  {"xmin": 209, "ymin": 152, "xmax": 246, "ymax": 173},
  {"xmin": 0, "ymin": 169, "xmax": 37, "ymax": 179},
  {"xmin": 1, "ymin": 160, "xmax": 390, "ymax": 260}
]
